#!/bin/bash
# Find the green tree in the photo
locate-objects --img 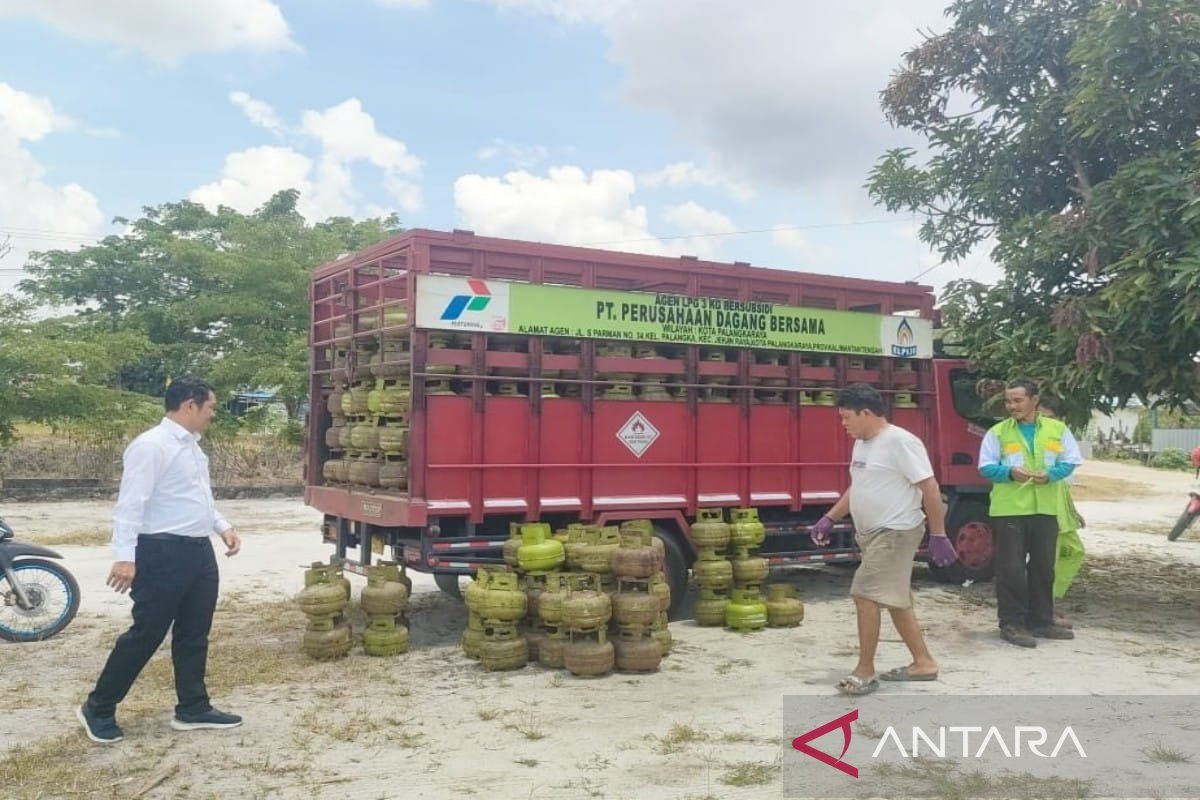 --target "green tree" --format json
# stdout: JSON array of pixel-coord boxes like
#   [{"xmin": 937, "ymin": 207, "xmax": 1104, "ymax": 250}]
[
  {"xmin": 868, "ymin": 0, "xmax": 1200, "ymax": 411},
  {"xmin": 0, "ymin": 295, "xmax": 160, "ymax": 443},
  {"xmin": 20, "ymin": 190, "xmax": 401, "ymax": 419}
]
